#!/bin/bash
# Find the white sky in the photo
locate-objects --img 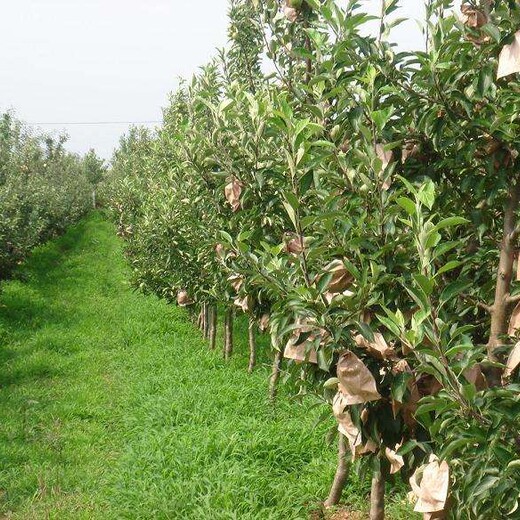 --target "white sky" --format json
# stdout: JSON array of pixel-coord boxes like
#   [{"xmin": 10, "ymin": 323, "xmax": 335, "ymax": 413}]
[{"xmin": 0, "ymin": 0, "xmax": 427, "ymax": 159}]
